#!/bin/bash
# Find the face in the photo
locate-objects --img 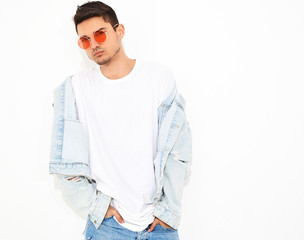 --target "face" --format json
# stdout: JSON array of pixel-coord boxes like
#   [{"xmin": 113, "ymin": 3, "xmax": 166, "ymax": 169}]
[{"xmin": 76, "ymin": 16, "xmax": 123, "ymax": 65}]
